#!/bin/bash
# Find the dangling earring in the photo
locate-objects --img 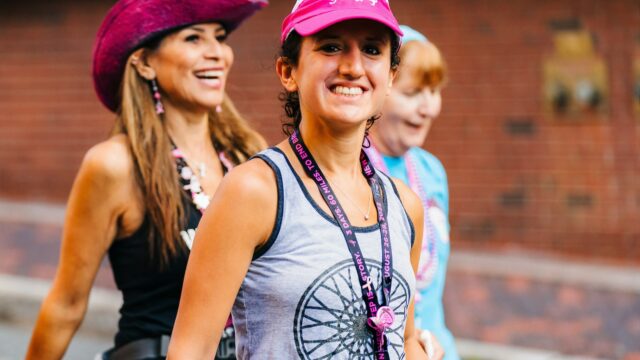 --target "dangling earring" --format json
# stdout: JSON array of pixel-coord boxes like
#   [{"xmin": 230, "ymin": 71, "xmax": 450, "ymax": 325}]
[
  {"xmin": 150, "ymin": 79, "xmax": 165, "ymax": 115},
  {"xmin": 362, "ymin": 132, "xmax": 371, "ymax": 148},
  {"xmin": 215, "ymin": 105, "xmax": 222, "ymax": 113}
]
